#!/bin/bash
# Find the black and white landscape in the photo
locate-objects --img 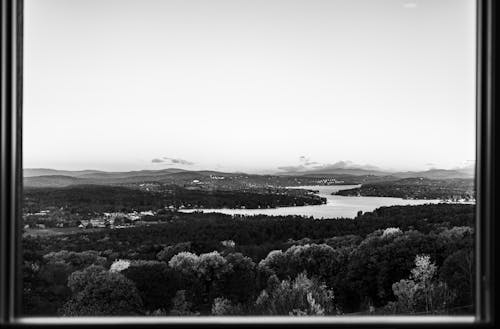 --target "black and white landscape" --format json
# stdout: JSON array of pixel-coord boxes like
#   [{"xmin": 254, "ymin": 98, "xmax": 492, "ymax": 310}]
[
  {"xmin": 22, "ymin": 164, "xmax": 476, "ymax": 316},
  {"xmin": 23, "ymin": 0, "xmax": 476, "ymax": 318}
]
